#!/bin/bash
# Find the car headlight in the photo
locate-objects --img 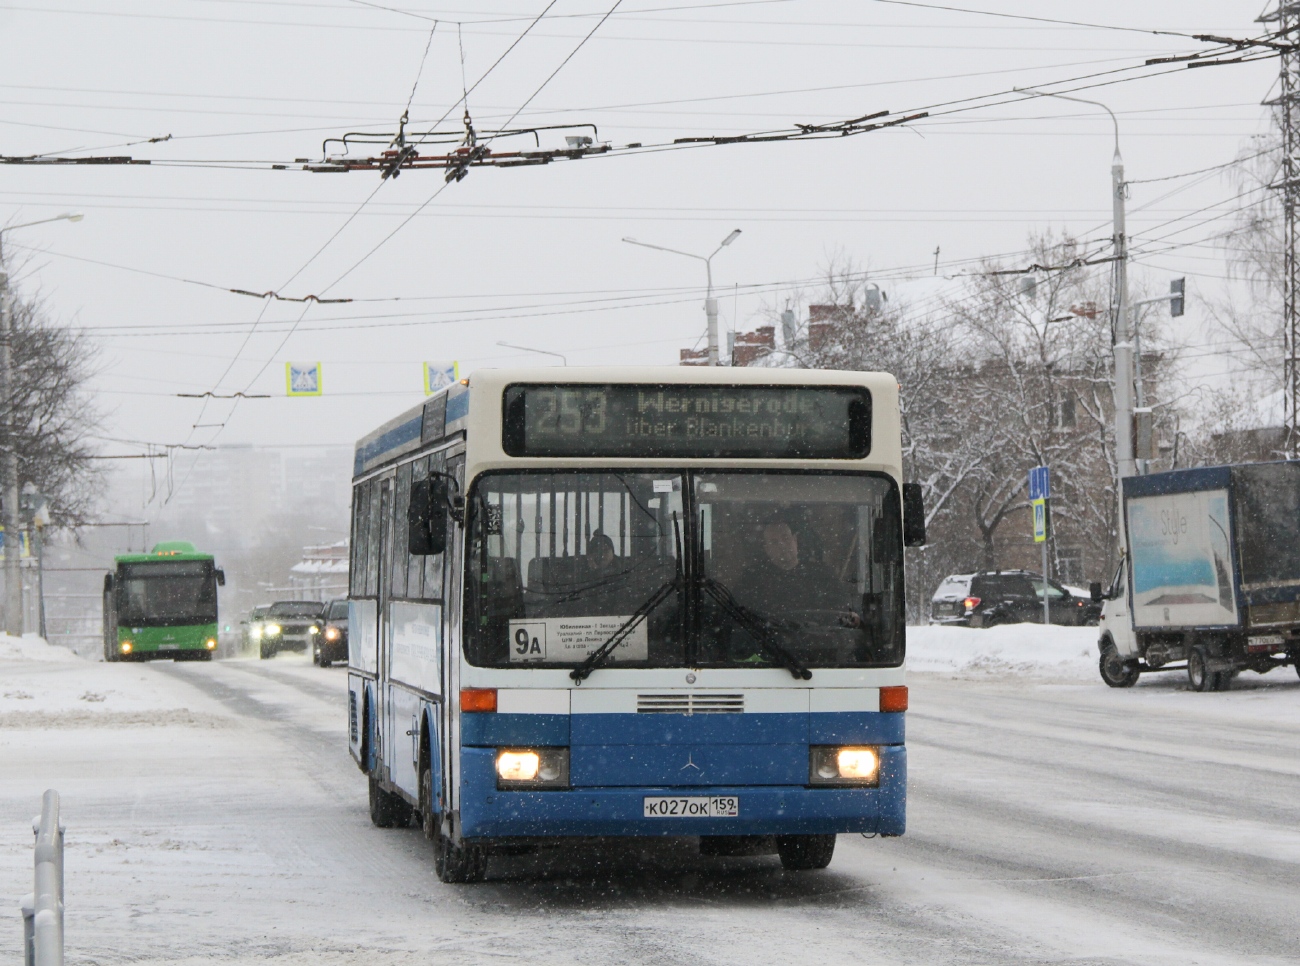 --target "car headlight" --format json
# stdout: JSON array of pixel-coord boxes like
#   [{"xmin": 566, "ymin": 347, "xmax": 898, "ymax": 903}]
[
  {"xmin": 250, "ymin": 626, "xmax": 263, "ymax": 639},
  {"xmin": 495, "ymin": 747, "xmax": 569, "ymax": 790},
  {"xmin": 809, "ymin": 746, "xmax": 880, "ymax": 786},
  {"xmin": 324, "ymin": 626, "xmax": 340, "ymax": 641},
  {"xmin": 264, "ymin": 623, "xmax": 281, "ymax": 636},
  {"xmin": 309, "ymin": 625, "xmax": 320, "ymax": 635}
]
